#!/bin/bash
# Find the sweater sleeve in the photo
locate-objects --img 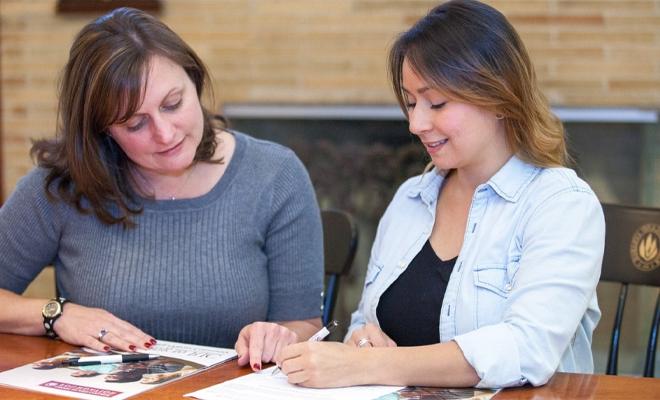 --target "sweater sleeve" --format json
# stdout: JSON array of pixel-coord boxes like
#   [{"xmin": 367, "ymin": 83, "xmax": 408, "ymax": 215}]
[
  {"xmin": 263, "ymin": 151, "xmax": 324, "ymax": 322},
  {"xmin": 0, "ymin": 168, "xmax": 62, "ymax": 293}
]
